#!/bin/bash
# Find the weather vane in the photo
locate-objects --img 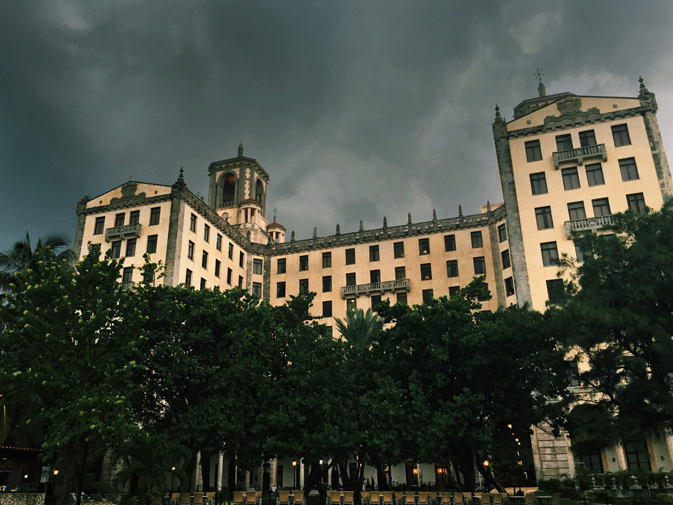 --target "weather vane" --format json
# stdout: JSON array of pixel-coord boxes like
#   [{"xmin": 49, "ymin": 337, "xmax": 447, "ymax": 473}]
[{"xmin": 534, "ymin": 68, "xmax": 544, "ymax": 83}]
